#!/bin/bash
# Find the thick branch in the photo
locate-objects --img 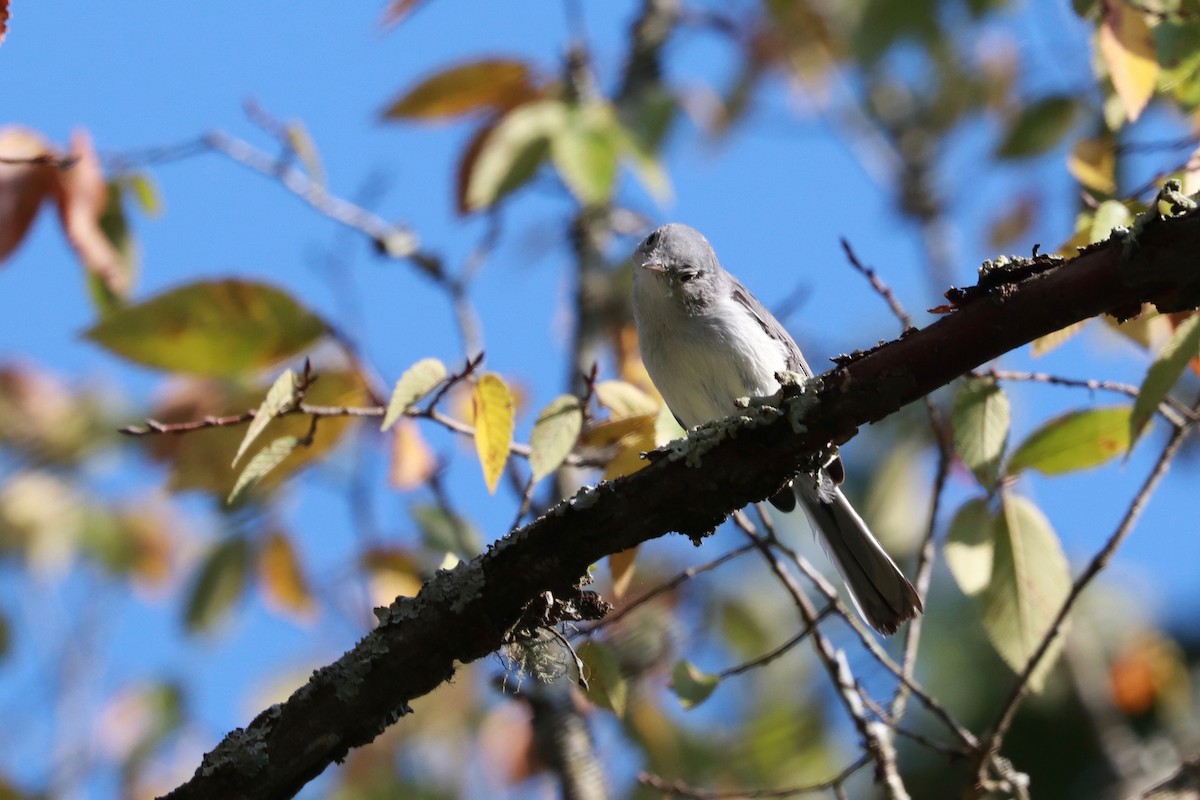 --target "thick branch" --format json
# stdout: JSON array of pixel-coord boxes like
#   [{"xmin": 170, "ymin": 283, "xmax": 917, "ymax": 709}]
[{"xmin": 162, "ymin": 209, "xmax": 1200, "ymax": 800}]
